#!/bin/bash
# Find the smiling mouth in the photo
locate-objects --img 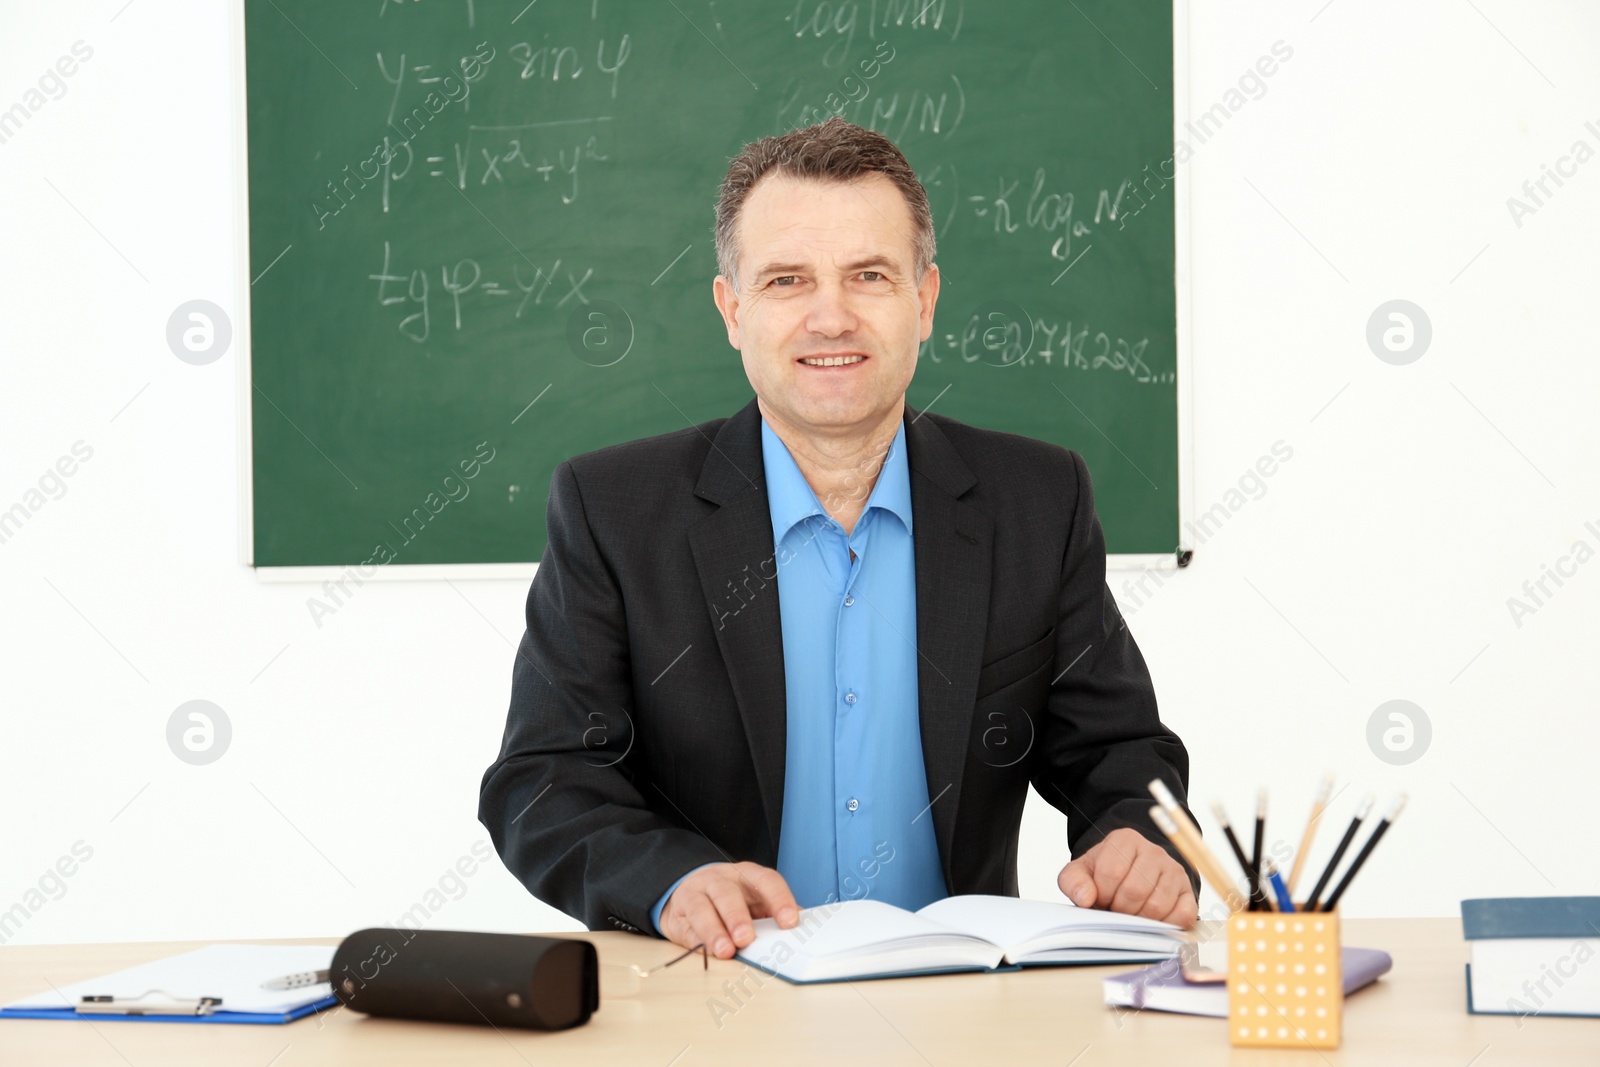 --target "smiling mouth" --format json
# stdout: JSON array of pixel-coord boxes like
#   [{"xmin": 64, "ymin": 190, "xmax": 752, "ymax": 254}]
[{"xmin": 798, "ymin": 354, "xmax": 868, "ymax": 367}]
